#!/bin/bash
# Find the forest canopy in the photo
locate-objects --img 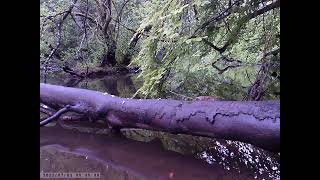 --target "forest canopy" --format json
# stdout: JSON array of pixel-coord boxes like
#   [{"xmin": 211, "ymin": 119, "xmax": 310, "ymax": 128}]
[{"xmin": 40, "ymin": 0, "xmax": 280, "ymax": 101}]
